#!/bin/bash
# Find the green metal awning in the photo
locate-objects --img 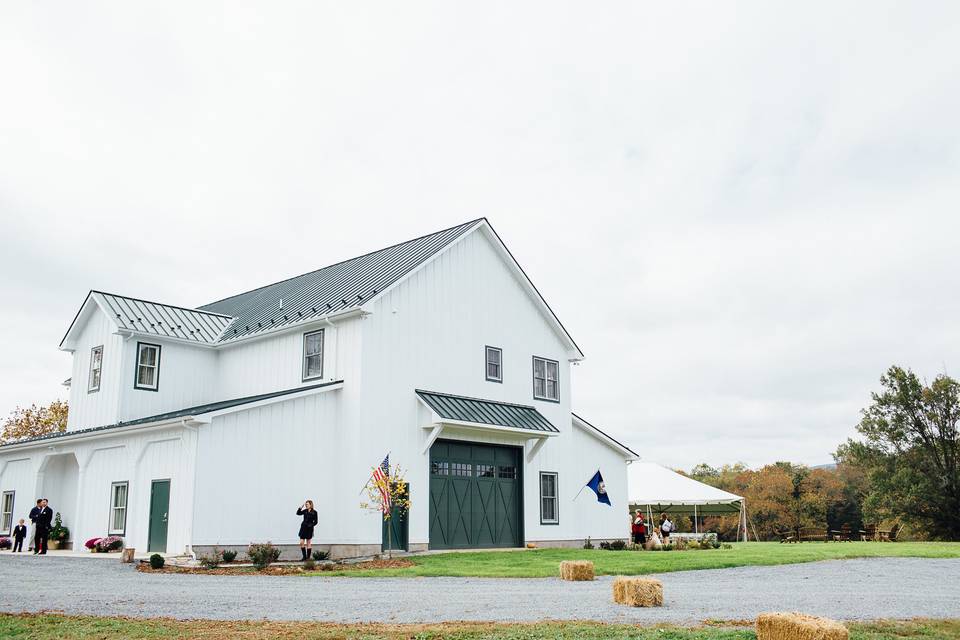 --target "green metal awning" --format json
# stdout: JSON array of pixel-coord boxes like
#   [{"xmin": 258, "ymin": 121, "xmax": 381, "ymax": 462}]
[{"xmin": 415, "ymin": 390, "xmax": 559, "ymax": 434}]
